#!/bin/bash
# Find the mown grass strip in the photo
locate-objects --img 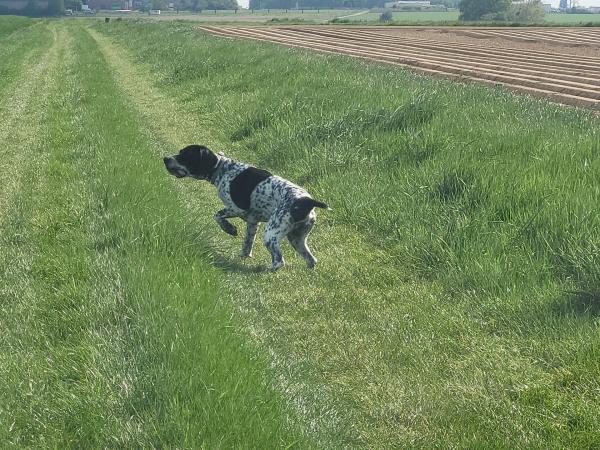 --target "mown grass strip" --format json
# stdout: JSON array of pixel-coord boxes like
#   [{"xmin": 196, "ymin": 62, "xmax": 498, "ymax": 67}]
[
  {"xmin": 0, "ymin": 24, "xmax": 58, "ymax": 220},
  {"xmin": 72, "ymin": 23, "xmax": 305, "ymax": 448},
  {"xmin": 88, "ymin": 24, "xmax": 405, "ymax": 447},
  {"xmin": 0, "ymin": 19, "xmax": 53, "ymax": 114},
  {"xmin": 93, "ymin": 20, "xmax": 600, "ymax": 448},
  {"xmin": 1, "ymin": 21, "xmax": 304, "ymax": 448},
  {"xmin": 0, "ymin": 16, "xmax": 36, "ymax": 38},
  {"xmin": 0, "ymin": 24, "xmax": 146, "ymax": 447}
]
